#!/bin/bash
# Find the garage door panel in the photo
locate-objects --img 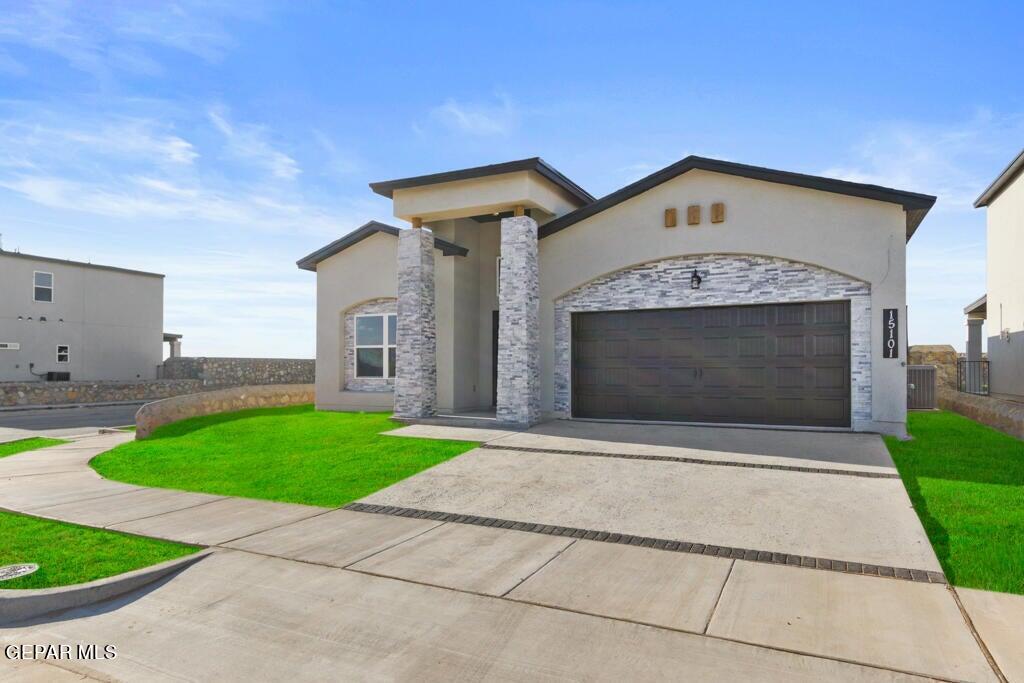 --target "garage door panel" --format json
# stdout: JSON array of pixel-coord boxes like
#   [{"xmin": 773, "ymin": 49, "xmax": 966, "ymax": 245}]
[
  {"xmin": 737, "ymin": 336, "xmax": 767, "ymax": 357},
  {"xmin": 776, "ymin": 366, "xmax": 806, "ymax": 388},
  {"xmin": 572, "ymin": 302, "xmax": 850, "ymax": 428},
  {"xmin": 630, "ymin": 367, "xmax": 663, "ymax": 387},
  {"xmin": 813, "ymin": 301, "xmax": 848, "ymax": 325},
  {"xmin": 665, "ymin": 367, "xmax": 698, "ymax": 387},
  {"xmin": 632, "ymin": 339, "xmax": 662, "ymax": 359}
]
